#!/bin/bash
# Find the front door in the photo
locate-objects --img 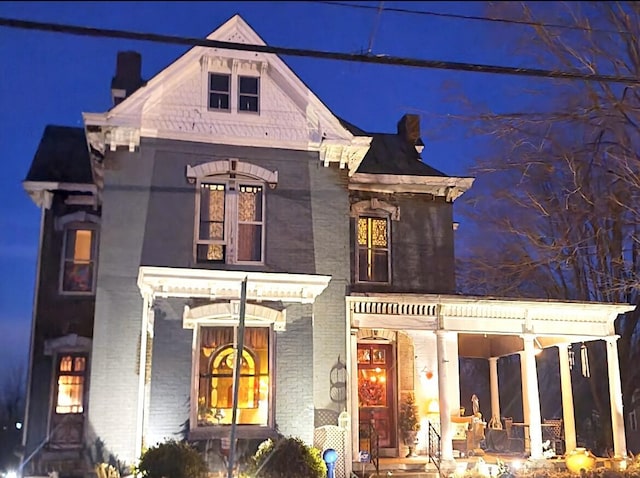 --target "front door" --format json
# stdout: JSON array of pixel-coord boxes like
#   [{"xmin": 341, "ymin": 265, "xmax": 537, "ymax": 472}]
[{"xmin": 357, "ymin": 343, "xmax": 396, "ymax": 450}]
